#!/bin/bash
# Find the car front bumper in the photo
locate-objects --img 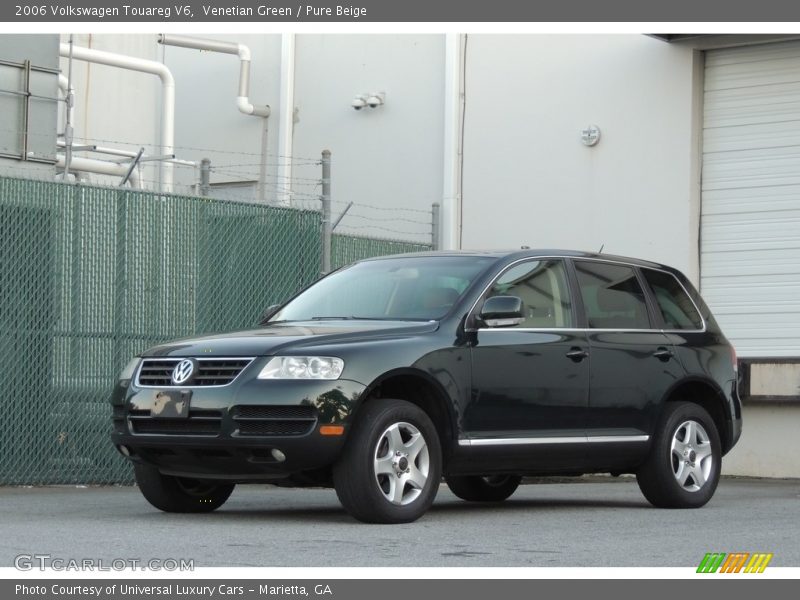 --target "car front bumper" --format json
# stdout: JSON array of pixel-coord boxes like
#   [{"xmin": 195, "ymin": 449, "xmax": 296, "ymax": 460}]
[{"xmin": 110, "ymin": 375, "xmax": 366, "ymax": 481}]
